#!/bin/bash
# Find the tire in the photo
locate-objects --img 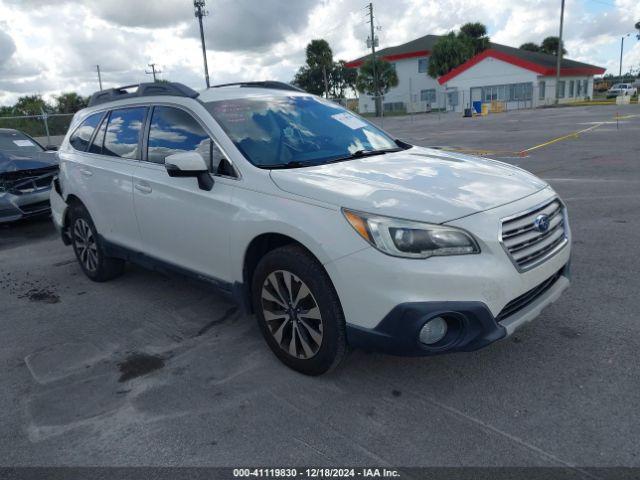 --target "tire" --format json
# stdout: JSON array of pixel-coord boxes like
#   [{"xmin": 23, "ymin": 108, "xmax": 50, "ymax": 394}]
[
  {"xmin": 69, "ymin": 203, "xmax": 125, "ymax": 282},
  {"xmin": 252, "ymin": 245, "xmax": 347, "ymax": 376}
]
